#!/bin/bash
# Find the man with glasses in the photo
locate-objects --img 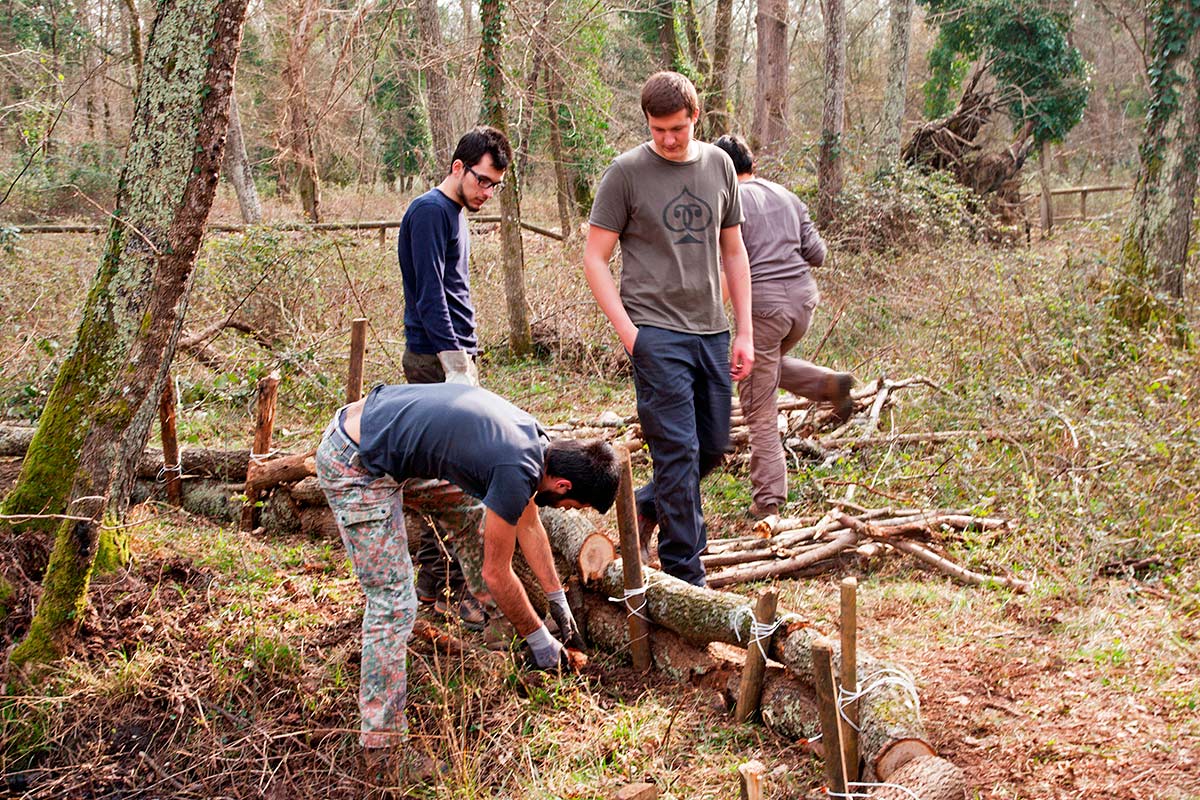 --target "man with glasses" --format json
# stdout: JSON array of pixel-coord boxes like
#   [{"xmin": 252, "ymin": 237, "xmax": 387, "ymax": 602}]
[{"xmin": 396, "ymin": 125, "xmax": 511, "ymax": 630}]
